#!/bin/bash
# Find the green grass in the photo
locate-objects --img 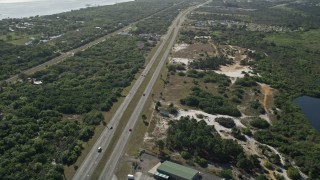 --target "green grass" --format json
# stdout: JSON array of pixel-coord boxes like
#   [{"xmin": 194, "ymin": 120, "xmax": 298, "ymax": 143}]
[
  {"xmin": 212, "ymin": 31, "xmax": 222, "ymax": 37},
  {"xmin": 265, "ymin": 29, "xmax": 320, "ymax": 51},
  {"xmin": 0, "ymin": 33, "xmax": 42, "ymax": 45}
]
